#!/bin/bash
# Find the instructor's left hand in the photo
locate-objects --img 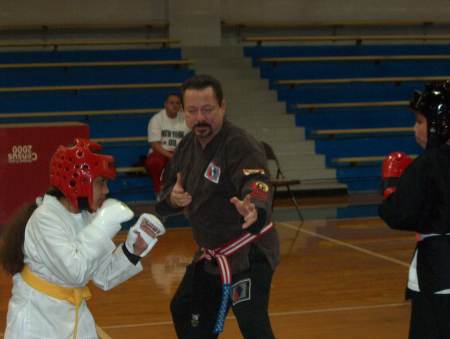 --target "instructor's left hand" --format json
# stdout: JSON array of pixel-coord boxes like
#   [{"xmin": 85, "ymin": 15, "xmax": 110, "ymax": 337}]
[{"xmin": 230, "ymin": 194, "xmax": 257, "ymax": 230}]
